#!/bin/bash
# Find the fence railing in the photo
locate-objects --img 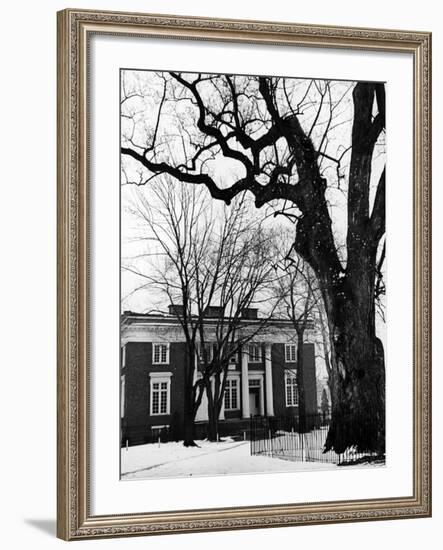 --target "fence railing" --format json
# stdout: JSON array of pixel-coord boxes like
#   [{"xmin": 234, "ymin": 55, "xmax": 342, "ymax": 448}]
[{"xmin": 249, "ymin": 414, "xmax": 383, "ymax": 465}]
